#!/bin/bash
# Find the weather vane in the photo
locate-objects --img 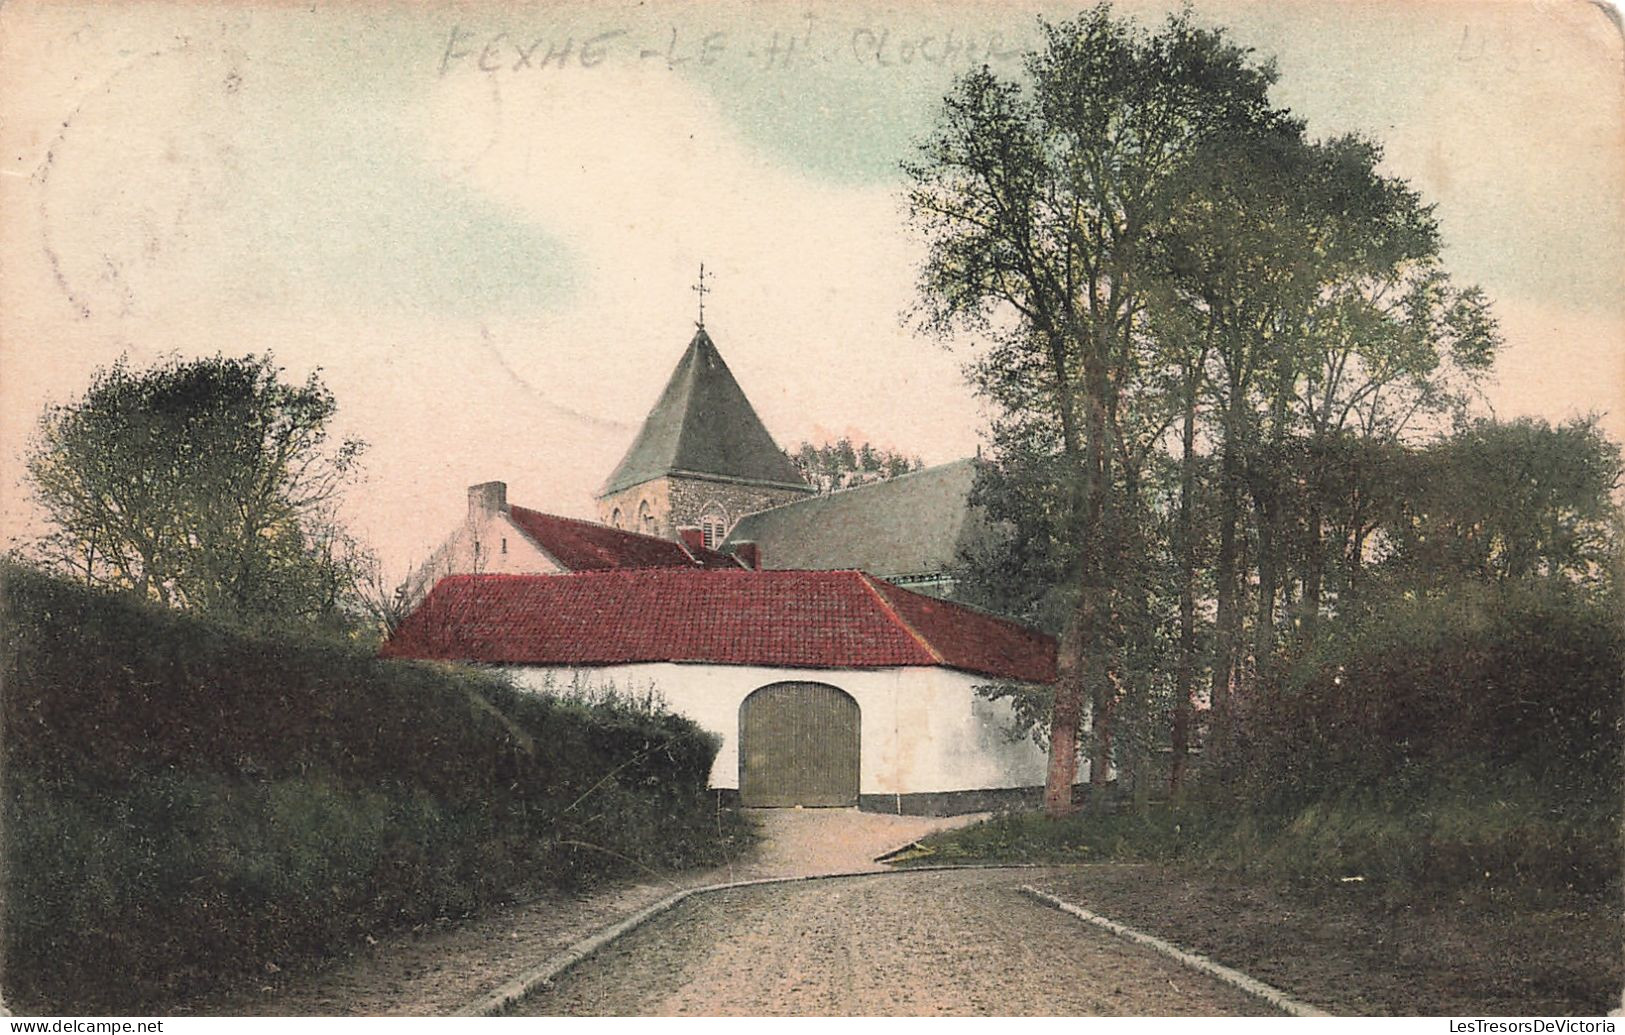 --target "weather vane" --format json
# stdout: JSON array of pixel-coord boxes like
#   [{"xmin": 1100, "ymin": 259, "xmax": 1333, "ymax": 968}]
[{"xmin": 692, "ymin": 262, "xmax": 711, "ymax": 329}]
